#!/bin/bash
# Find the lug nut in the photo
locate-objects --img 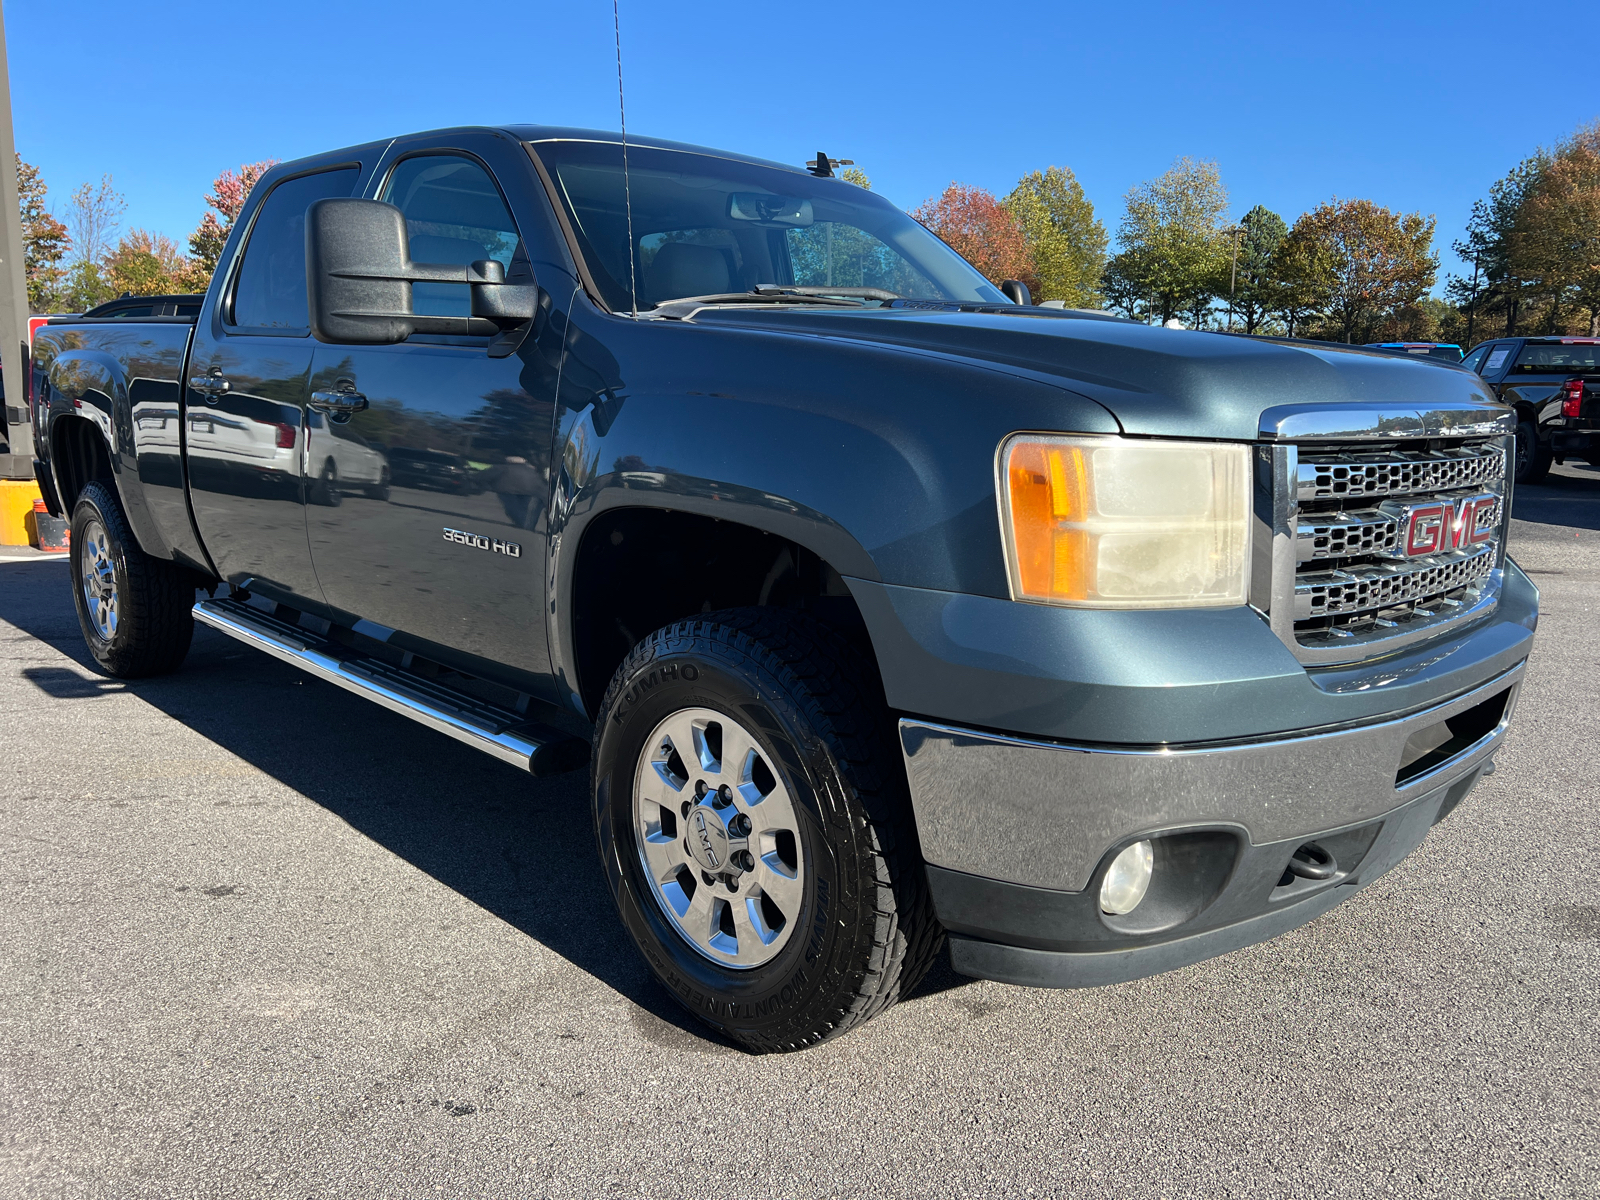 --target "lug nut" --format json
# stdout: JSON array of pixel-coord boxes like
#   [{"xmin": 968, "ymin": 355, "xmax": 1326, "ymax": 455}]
[
  {"xmin": 701, "ymin": 871, "xmax": 717, "ymax": 888},
  {"xmin": 735, "ymin": 850, "xmax": 755, "ymax": 871},
  {"xmin": 725, "ymin": 875, "xmax": 740, "ymax": 892},
  {"xmin": 695, "ymin": 780, "xmax": 708, "ymax": 799},
  {"xmin": 680, "ymin": 800, "xmax": 691, "ymax": 819},
  {"xmin": 731, "ymin": 814, "xmax": 752, "ymax": 837},
  {"xmin": 714, "ymin": 785, "xmax": 732, "ymax": 808}
]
